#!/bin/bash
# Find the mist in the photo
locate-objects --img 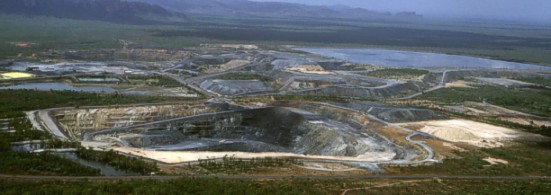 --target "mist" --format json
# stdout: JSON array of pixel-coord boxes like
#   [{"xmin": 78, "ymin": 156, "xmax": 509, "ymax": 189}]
[{"xmin": 252, "ymin": 0, "xmax": 551, "ymax": 23}]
